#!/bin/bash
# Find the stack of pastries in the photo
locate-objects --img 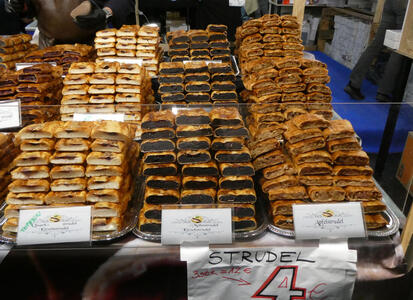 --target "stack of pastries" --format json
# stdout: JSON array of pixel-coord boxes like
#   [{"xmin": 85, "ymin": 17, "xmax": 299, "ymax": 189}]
[
  {"xmin": 61, "ymin": 61, "xmax": 153, "ymax": 126},
  {"xmin": 95, "ymin": 25, "xmax": 162, "ymax": 77},
  {"xmin": 138, "ymin": 108, "xmax": 258, "ymax": 233},
  {"xmin": 24, "ymin": 44, "xmax": 95, "ymax": 75},
  {"xmin": 2, "ymin": 121, "xmax": 137, "ymax": 237},
  {"xmin": 167, "ymin": 24, "xmax": 231, "ymax": 63},
  {"xmin": 247, "ymin": 113, "xmax": 388, "ymax": 230},
  {"xmin": 0, "ymin": 63, "xmax": 63, "ymax": 125},
  {"xmin": 95, "ymin": 27, "xmax": 135, "ymax": 58},
  {"xmin": 158, "ymin": 61, "xmax": 237, "ymax": 104},
  {"xmin": 0, "ymin": 134, "xmax": 20, "ymax": 206},
  {"xmin": 0, "ymin": 34, "xmax": 35, "ymax": 70},
  {"xmin": 236, "ymin": 14, "xmax": 302, "ymax": 66},
  {"xmin": 237, "ymin": 14, "xmax": 332, "ymax": 121},
  {"xmin": 136, "ymin": 25, "xmax": 162, "ymax": 77}
]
